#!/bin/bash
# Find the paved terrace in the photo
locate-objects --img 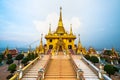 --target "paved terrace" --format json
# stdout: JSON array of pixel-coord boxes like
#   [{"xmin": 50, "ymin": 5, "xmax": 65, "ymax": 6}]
[{"xmin": 71, "ymin": 55, "xmax": 99, "ymax": 80}]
